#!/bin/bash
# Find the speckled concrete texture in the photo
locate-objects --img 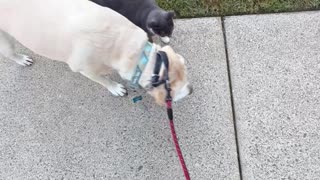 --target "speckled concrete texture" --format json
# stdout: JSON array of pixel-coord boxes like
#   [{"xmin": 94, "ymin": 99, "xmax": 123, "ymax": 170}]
[
  {"xmin": 0, "ymin": 18, "xmax": 240, "ymax": 179},
  {"xmin": 225, "ymin": 12, "xmax": 320, "ymax": 180},
  {"xmin": 169, "ymin": 18, "xmax": 240, "ymax": 180}
]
